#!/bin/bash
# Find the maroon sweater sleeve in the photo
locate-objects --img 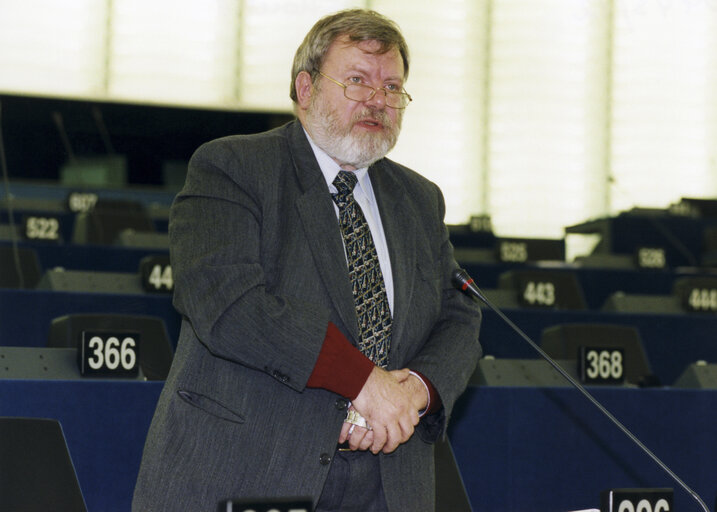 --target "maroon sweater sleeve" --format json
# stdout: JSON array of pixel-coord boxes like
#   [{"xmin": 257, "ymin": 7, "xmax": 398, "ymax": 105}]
[
  {"xmin": 306, "ymin": 322, "xmax": 374, "ymax": 400},
  {"xmin": 307, "ymin": 323, "xmax": 442, "ymax": 416}
]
